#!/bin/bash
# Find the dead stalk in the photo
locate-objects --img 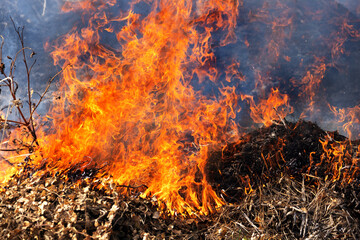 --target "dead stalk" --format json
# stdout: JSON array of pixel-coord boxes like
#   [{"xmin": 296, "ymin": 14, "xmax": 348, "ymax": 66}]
[
  {"xmin": 31, "ymin": 64, "xmax": 69, "ymax": 116},
  {"xmin": 0, "ymin": 20, "xmax": 64, "ymax": 154},
  {"xmin": 11, "ymin": 18, "xmax": 38, "ymax": 145},
  {"xmin": 0, "ymin": 35, "xmax": 4, "ymax": 74},
  {"xmin": 273, "ymin": 107, "xmax": 287, "ymax": 128},
  {"xmin": 42, "ymin": 0, "xmax": 47, "ymax": 16}
]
